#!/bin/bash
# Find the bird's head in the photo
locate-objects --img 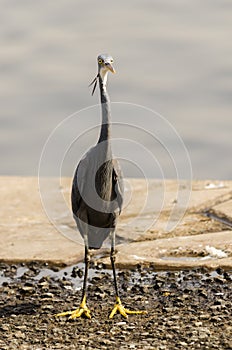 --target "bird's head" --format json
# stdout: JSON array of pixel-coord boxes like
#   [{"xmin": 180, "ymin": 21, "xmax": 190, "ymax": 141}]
[
  {"xmin": 97, "ymin": 54, "xmax": 115, "ymax": 75},
  {"xmin": 89, "ymin": 54, "xmax": 115, "ymax": 95}
]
